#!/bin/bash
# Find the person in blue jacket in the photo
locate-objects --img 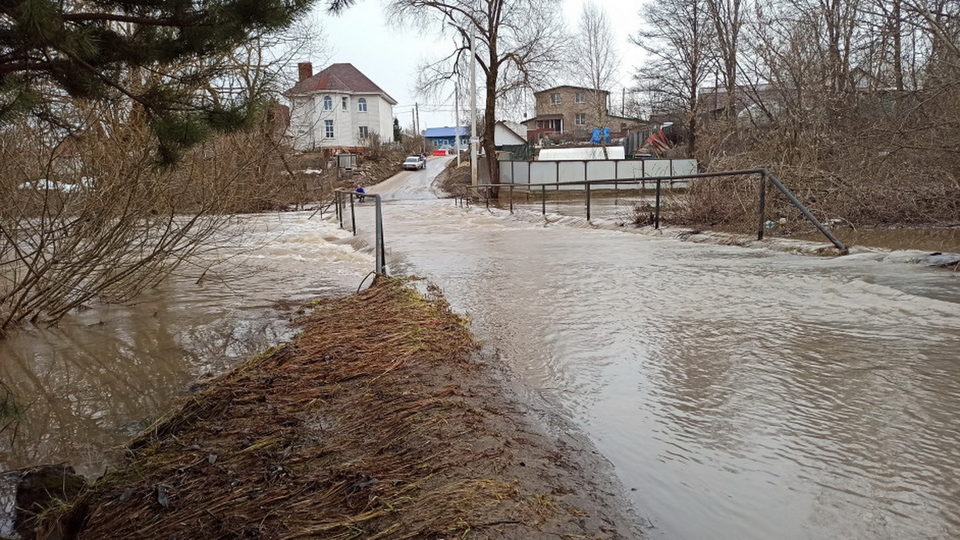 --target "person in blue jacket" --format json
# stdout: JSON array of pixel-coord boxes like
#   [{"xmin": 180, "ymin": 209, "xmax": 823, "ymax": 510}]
[{"xmin": 355, "ymin": 186, "xmax": 365, "ymax": 202}]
